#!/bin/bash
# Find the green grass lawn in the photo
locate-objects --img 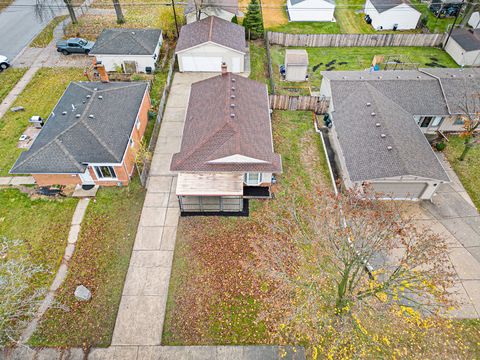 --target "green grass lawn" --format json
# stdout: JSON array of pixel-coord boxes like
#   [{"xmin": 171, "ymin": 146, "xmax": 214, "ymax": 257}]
[
  {"xmin": 411, "ymin": 0, "xmax": 458, "ymax": 33},
  {"xmin": 269, "ymin": 20, "xmax": 341, "ymax": 34},
  {"xmin": 30, "ymin": 16, "xmax": 68, "ymax": 48},
  {"xmin": 444, "ymin": 135, "xmax": 480, "ymax": 210},
  {"xmin": 162, "ymin": 110, "xmax": 331, "ymax": 345},
  {"xmin": 0, "ymin": 68, "xmax": 27, "ymax": 104},
  {"xmin": 270, "ymin": 46, "xmax": 458, "ymax": 93},
  {"xmin": 0, "ymin": 188, "xmax": 78, "ymax": 342},
  {"xmin": 249, "ymin": 40, "xmax": 271, "ymax": 91},
  {"xmin": 30, "ymin": 178, "xmax": 146, "ymax": 347},
  {"xmin": 0, "ymin": 68, "xmax": 84, "ymax": 176}
]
